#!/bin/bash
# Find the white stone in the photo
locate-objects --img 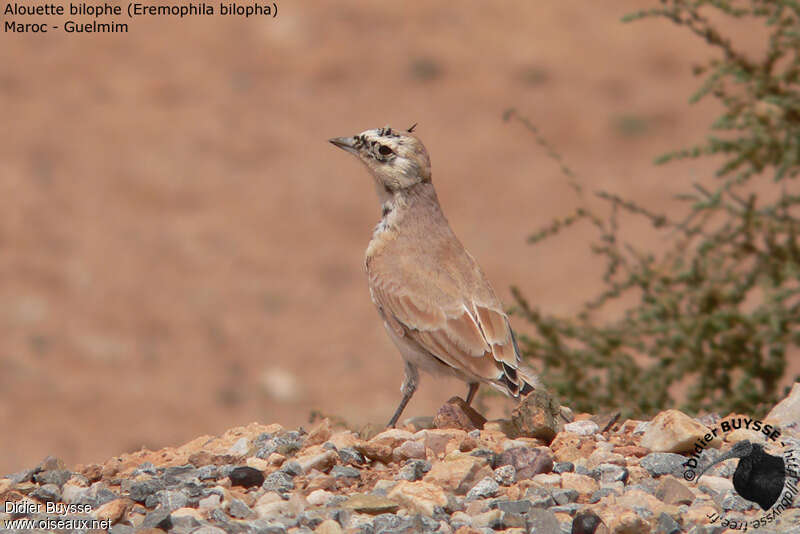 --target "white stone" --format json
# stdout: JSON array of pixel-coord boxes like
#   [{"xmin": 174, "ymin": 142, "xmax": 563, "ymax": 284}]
[
  {"xmin": 227, "ymin": 437, "xmax": 249, "ymax": 456},
  {"xmin": 564, "ymin": 420, "xmax": 599, "ymax": 436}
]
